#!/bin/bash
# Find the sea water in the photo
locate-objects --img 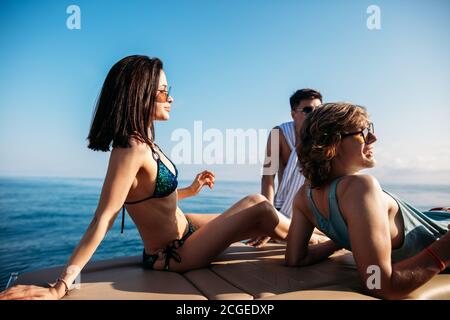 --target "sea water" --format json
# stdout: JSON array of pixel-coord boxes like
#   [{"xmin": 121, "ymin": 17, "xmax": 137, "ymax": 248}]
[{"xmin": 0, "ymin": 176, "xmax": 449, "ymax": 289}]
